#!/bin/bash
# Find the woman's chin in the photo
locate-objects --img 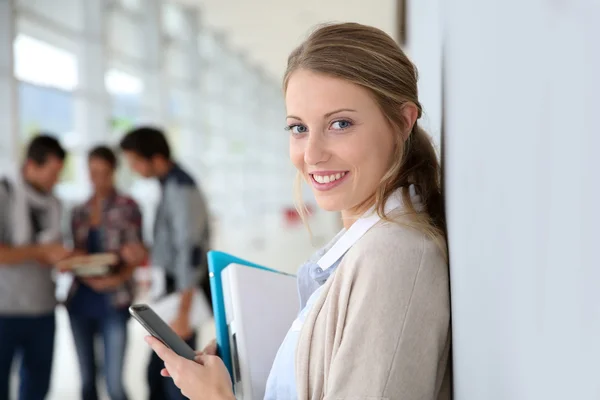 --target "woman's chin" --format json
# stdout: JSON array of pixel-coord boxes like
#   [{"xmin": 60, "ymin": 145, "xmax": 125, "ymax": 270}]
[{"xmin": 314, "ymin": 197, "xmax": 344, "ymax": 213}]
